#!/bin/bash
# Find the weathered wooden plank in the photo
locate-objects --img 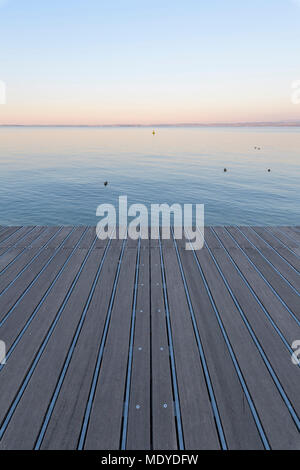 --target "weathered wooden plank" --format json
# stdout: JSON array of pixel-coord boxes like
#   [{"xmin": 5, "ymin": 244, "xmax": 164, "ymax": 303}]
[
  {"xmin": 78, "ymin": 226, "xmax": 96, "ymax": 249},
  {"xmin": 0, "ymin": 228, "xmax": 70, "ymax": 283},
  {"xmin": 162, "ymin": 243, "xmax": 220, "ymax": 450},
  {"xmin": 126, "ymin": 239, "xmax": 151, "ymax": 450},
  {"xmin": 280, "ymin": 227, "xmax": 300, "ymax": 243},
  {"xmin": 29, "ymin": 227, "xmax": 61, "ymax": 248},
  {"xmin": 149, "ymin": 227, "xmax": 160, "ymax": 248},
  {"xmin": 212, "ymin": 227, "xmax": 299, "ymax": 345},
  {"xmin": 0, "ymin": 227, "xmax": 299, "ymax": 450},
  {"xmin": 0, "ymin": 248, "xmax": 56, "ymax": 305},
  {"xmin": 249, "ymin": 227, "xmax": 283, "ymax": 249},
  {"xmin": 179, "ymin": 242, "xmax": 264, "ymax": 449},
  {"xmin": 194, "ymin": 244, "xmax": 300, "ymax": 449},
  {"xmin": 39, "ymin": 241, "xmax": 122, "ymax": 450},
  {"xmin": 0, "ymin": 229, "xmax": 75, "ymax": 318},
  {"xmin": 0, "ymin": 247, "xmax": 27, "ymax": 272},
  {"xmin": 0, "ymin": 227, "xmax": 61, "ymax": 279},
  {"xmin": 149, "ymin": 247, "xmax": 178, "ymax": 450},
  {"xmin": 0, "ymin": 227, "xmax": 48, "ymax": 272},
  {"xmin": 0, "ymin": 229, "xmax": 86, "ymax": 351},
  {"xmin": 252, "ymin": 227, "xmax": 300, "ymax": 272},
  {"xmin": 94, "ymin": 230, "xmax": 112, "ymax": 249},
  {"xmin": 226, "ymin": 227, "xmax": 300, "ymax": 316},
  {"xmin": 0, "ymin": 226, "xmax": 34, "ymax": 248},
  {"xmin": 83, "ymin": 242, "xmax": 138, "ymax": 449},
  {"xmin": 238, "ymin": 227, "xmax": 300, "ymax": 291},
  {"xmin": 268, "ymin": 228, "xmax": 300, "ymax": 256},
  {"xmin": 204, "ymin": 229, "xmax": 300, "ymax": 430},
  {"xmin": 13, "ymin": 226, "xmax": 46, "ymax": 248},
  {"xmin": 57, "ymin": 227, "xmax": 85, "ymax": 249},
  {"xmin": 0, "ymin": 247, "xmax": 104, "ymax": 449},
  {"xmin": 0, "ymin": 248, "xmax": 90, "ymax": 447},
  {"xmin": 0, "ymin": 227, "xmax": 22, "ymax": 244}
]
